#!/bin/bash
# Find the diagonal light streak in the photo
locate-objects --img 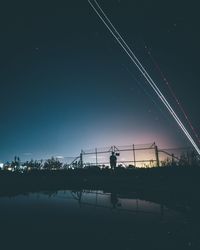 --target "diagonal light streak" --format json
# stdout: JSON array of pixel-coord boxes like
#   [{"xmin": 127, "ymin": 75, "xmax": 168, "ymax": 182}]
[
  {"xmin": 144, "ymin": 42, "xmax": 200, "ymax": 144},
  {"xmin": 88, "ymin": 0, "xmax": 200, "ymax": 155}
]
